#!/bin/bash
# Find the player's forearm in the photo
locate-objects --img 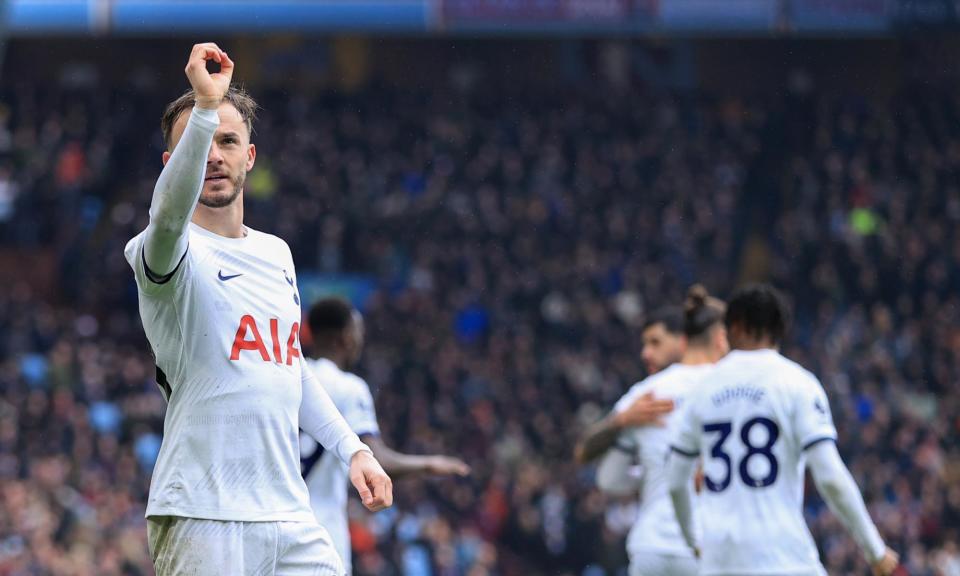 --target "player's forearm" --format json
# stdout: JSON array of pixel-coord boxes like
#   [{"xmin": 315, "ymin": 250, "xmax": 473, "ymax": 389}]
[
  {"xmin": 367, "ymin": 440, "xmax": 435, "ymax": 478},
  {"xmin": 595, "ymin": 448, "xmax": 641, "ymax": 496},
  {"xmin": 667, "ymin": 454, "xmax": 699, "ymax": 551},
  {"xmin": 300, "ymin": 370, "xmax": 370, "ymax": 465},
  {"xmin": 144, "ymin": 106, "xmax": 219, "ymax": 274},
  {"xmin": 575, "ymin": 415, "xmax": 623, "ymax": 464},
  {"xmin": 807, "ymin": 441, "xmax": 887, "ymax": 563}
]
